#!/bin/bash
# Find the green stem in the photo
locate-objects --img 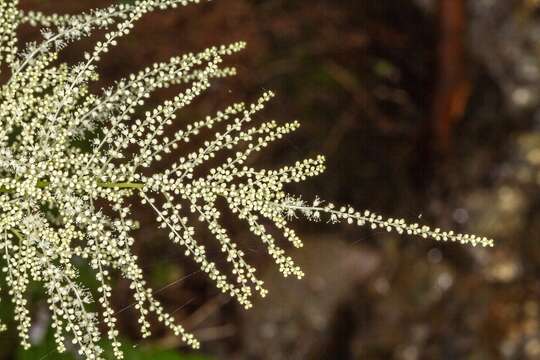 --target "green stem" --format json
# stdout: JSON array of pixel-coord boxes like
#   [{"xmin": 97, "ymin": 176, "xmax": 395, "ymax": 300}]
[
  {"xmin": 0, "ymin": 180, "xmax": 144, "ymax": 193},
  {"xmin": 96, "ymin": 181, "xmax": 144, "ymax": 190},
  {"xmin": 11, "ymin": 229, "xmax": 24, "ymax": 242}
]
